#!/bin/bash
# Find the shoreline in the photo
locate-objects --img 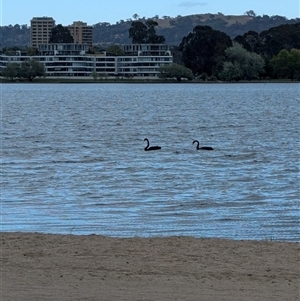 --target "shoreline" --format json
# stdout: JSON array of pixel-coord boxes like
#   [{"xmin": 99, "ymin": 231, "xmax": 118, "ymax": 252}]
[
  {"xmin": 1, "ymin": 77, "xmax": 298, "ymax": 84},
  {"xmin": 1, "ymin": 230, "xmax": 299, "ymax": 243},
  {"xmin": 1, "ymin": 232, "xmax": 299, "ymax": 301}
]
